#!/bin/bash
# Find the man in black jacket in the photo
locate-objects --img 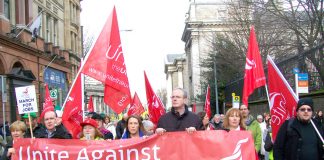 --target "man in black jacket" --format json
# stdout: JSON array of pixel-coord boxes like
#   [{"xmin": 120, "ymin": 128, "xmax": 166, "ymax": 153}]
[
  {"xmin": 36, "ymin": 110, "xmax": 72, "ymax": 139},
  {"xmin": 156, "ymin": 88, "xmax": 202, "ymax": 134},
  {"xmin": 22, "ymin": 112, "xmax": 43, "ymax": 138},
  {"xmin": 273, "ymin": 98, "xmax": 324, "ymax": 160}
]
